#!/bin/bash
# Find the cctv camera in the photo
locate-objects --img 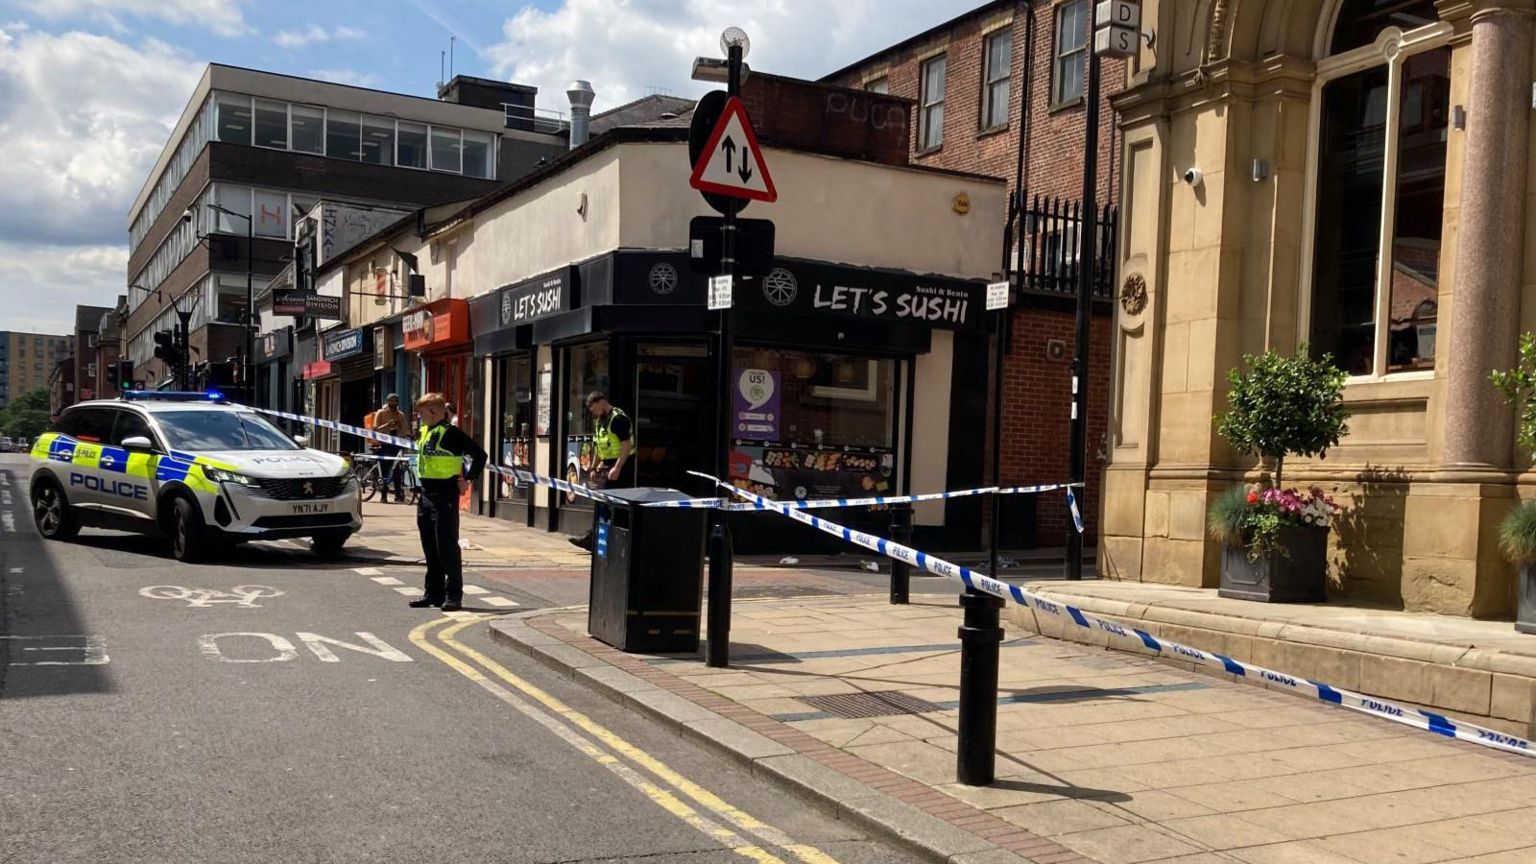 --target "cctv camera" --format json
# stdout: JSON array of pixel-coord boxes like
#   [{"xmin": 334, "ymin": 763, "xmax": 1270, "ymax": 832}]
[
  {"xmin": 180, "ymin": 207, "xmax": 194, "ymax": 225},
  {"xmin": 1183, "ymin": 168, "xmax": 1203, "ymax": 187}
]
